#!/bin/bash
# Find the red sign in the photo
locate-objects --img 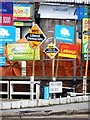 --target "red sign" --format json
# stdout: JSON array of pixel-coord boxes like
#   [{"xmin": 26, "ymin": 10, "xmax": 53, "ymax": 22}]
[
  {"xmin": 58, "ymin": 43, "xmax": 78, "ymax": 58},
  {"xmin": 0, "ymin": 14, "xmax": 13, "ymax": 26}
]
